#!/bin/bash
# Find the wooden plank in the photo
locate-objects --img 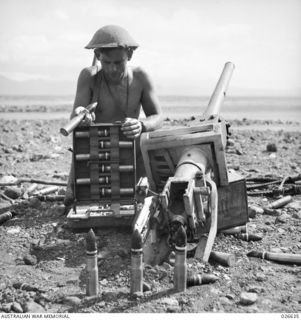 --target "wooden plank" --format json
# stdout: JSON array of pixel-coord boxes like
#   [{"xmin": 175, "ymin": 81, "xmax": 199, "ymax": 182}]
[{"xmin": 143, "ymin": 123, "xmax": 215, "ymax": 139}]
